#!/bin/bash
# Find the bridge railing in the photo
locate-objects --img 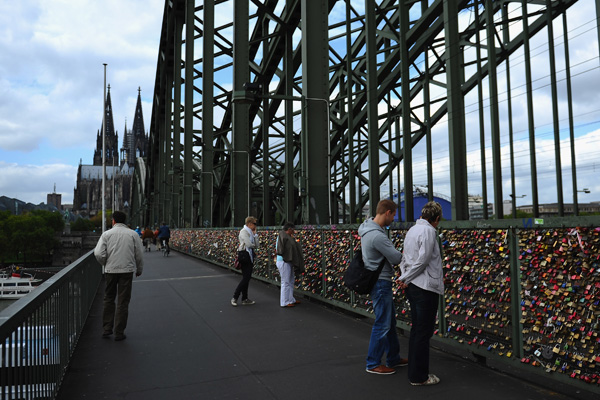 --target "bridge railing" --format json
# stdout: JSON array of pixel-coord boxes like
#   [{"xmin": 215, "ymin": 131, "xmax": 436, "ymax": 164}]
[
  {"xmin": 0, "ymin": 251, "xmax": 101, "ymax": 400},
  {"xmin": 171, "ymin": 217, "xmax": 600, "ymax": 390}
]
